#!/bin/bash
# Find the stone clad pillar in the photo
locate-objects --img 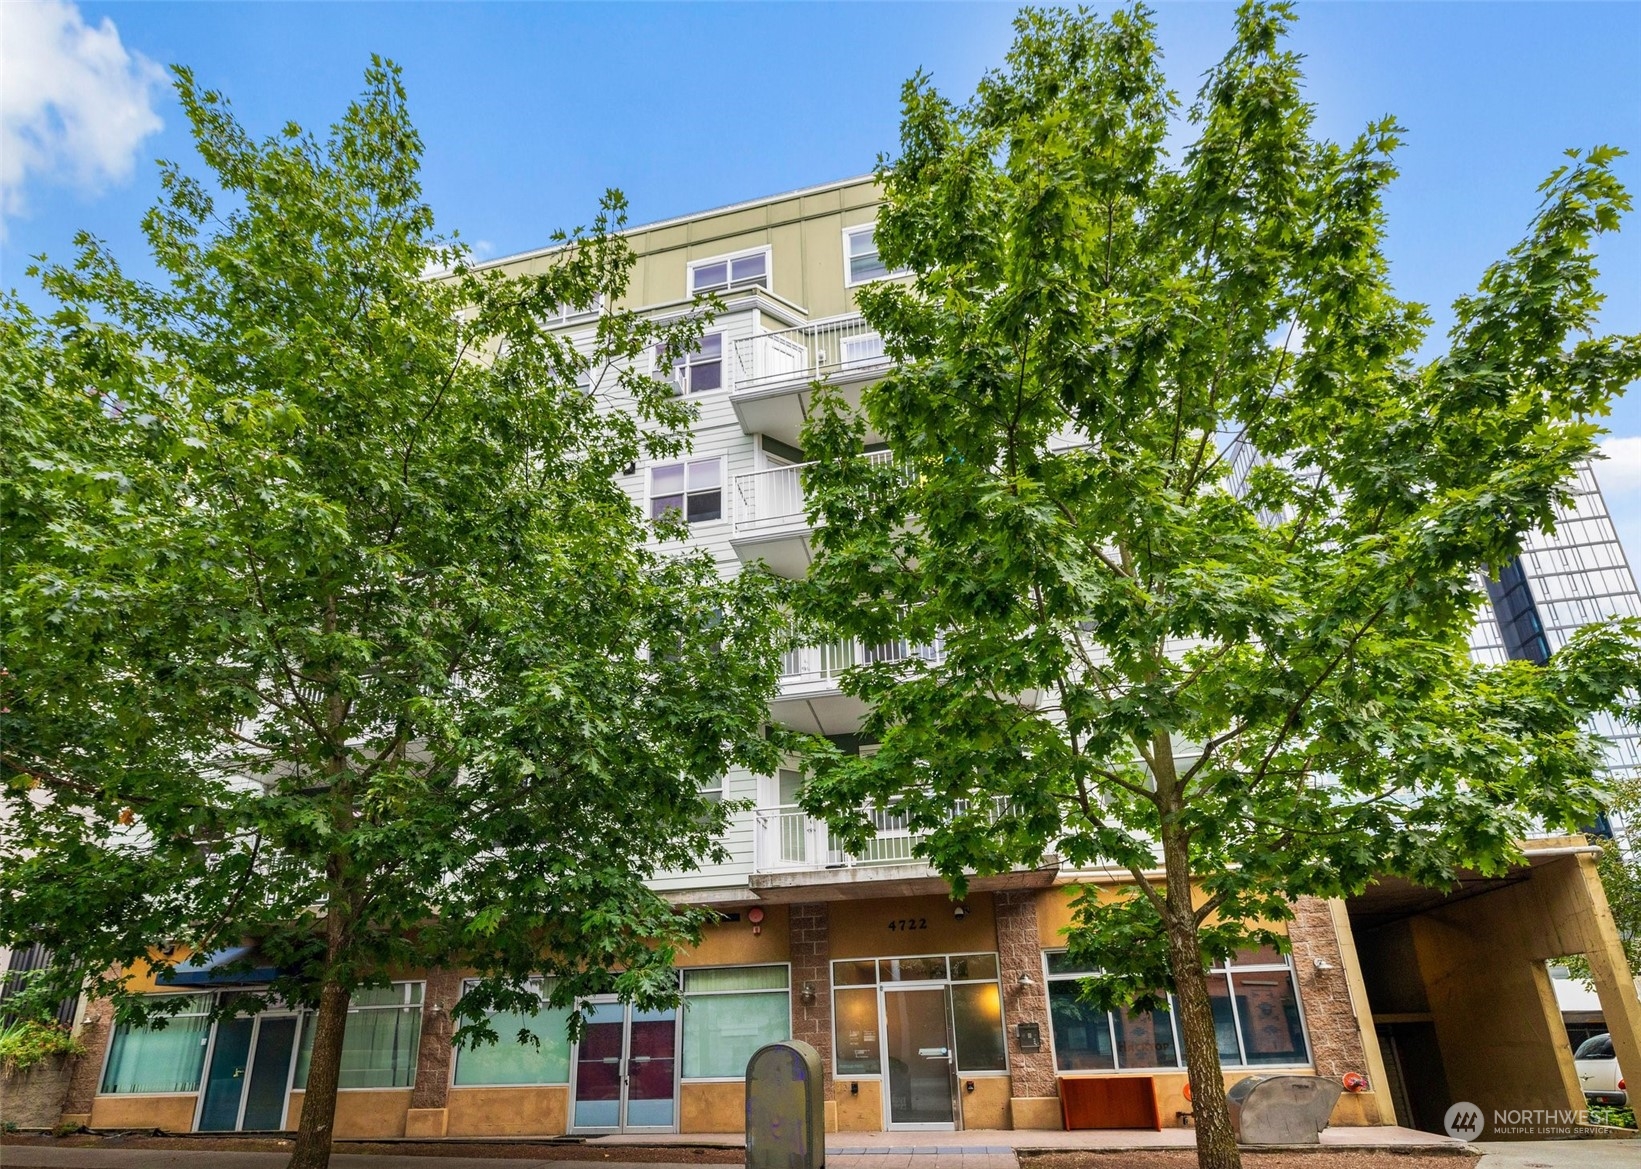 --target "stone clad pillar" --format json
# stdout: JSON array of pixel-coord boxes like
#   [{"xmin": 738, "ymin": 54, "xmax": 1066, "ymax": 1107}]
[
  {"xmin": 58, "ymin": 995, "xmax": 114, "ymax": 1128},
  {"xmin": 993, "ymin": 890, "xmax": 1059, "ymax": 1129},
  {"xmin": 788, "ymin": 902, "xmax": 834, "ymax": 1109},
  {"xmin": 405, "ymin": 968, "xmax": 464, "ymax": 1137},
  {"xmin": 1287, "ymin": 896, "xmax": 1390, "ymax": 1125}
]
